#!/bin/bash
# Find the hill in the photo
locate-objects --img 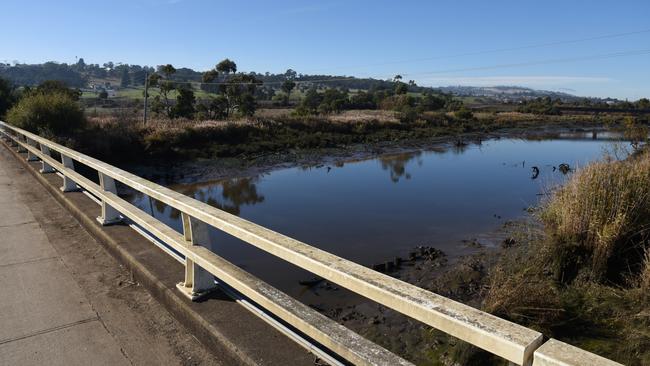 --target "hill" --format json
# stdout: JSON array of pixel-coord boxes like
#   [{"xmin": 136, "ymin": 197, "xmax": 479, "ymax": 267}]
[{"xmin": 0, "ymin": 61, "xmax": 626, "ymax": 105}]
